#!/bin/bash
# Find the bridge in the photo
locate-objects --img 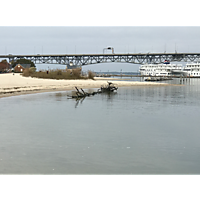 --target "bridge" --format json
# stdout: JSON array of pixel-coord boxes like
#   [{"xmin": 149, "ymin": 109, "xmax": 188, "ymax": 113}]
[{"xmin": 1, "ymin": 53, "xmax": 200, "ymax": 68}]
